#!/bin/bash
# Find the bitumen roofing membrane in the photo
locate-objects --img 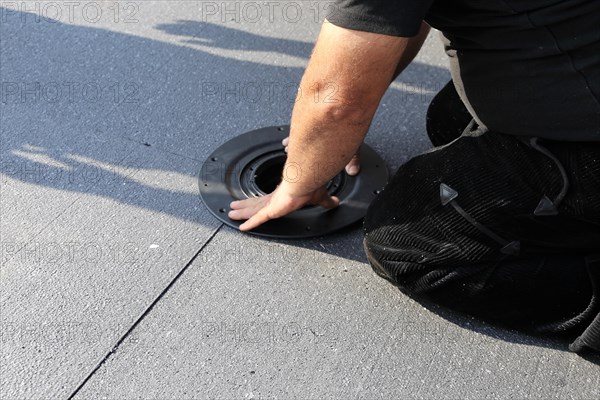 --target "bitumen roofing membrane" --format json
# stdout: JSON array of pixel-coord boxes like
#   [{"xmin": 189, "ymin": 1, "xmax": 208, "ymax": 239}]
[{"xmin": 1, "ymin": 2, "xmax": 598, "ymax": 398}]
